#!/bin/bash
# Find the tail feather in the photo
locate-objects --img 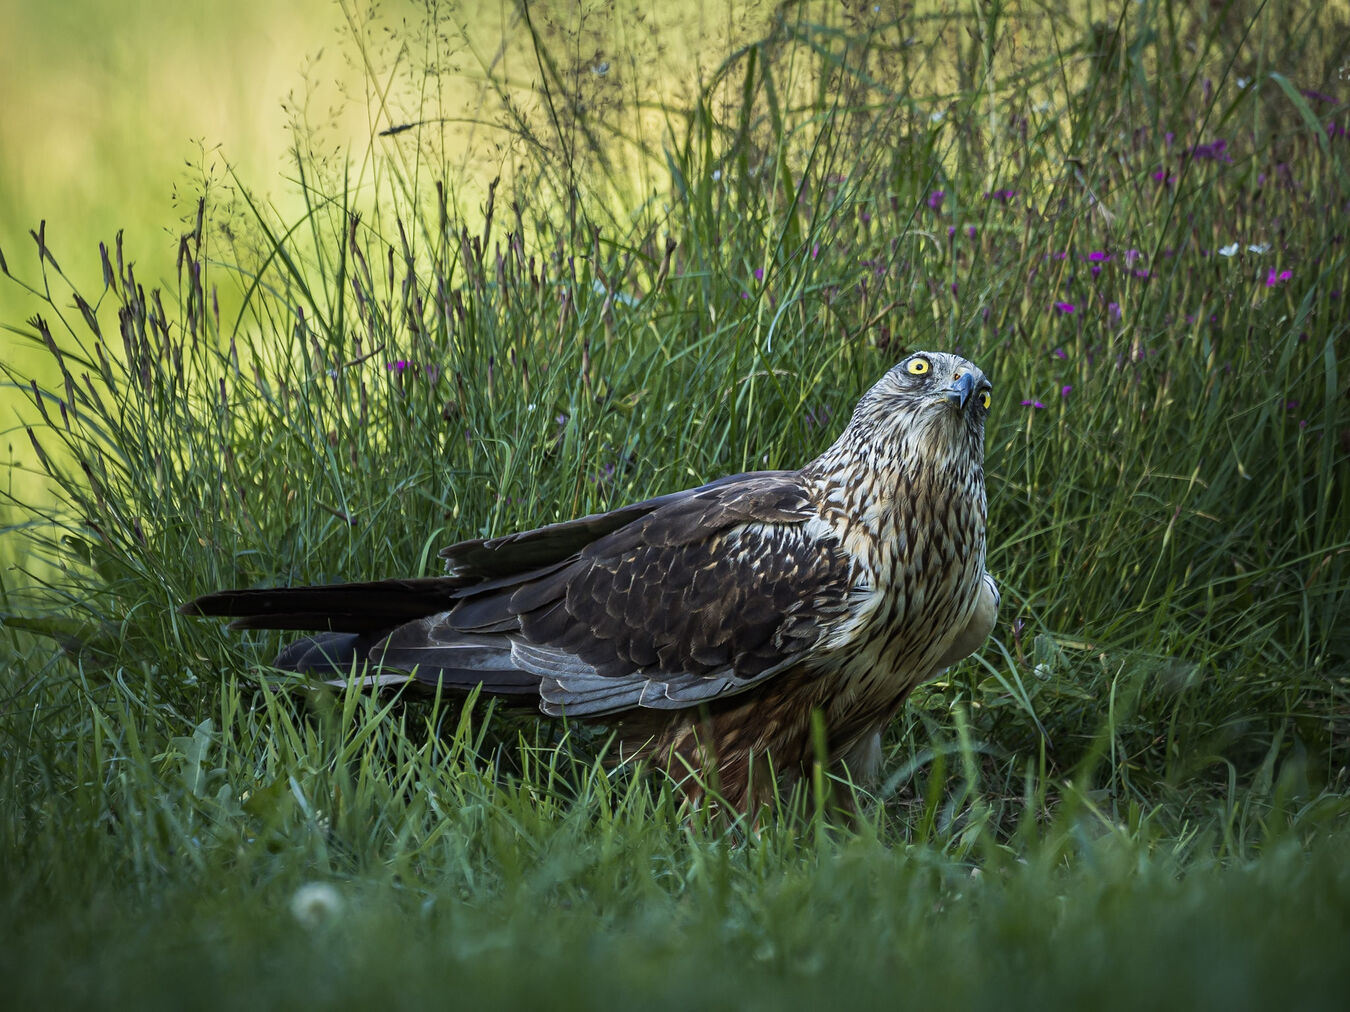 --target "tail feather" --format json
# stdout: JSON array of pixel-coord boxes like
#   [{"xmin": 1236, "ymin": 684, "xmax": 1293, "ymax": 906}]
[{"xmin": 180, "ymin": 577, "xmax": 467, "ymax": 633}]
